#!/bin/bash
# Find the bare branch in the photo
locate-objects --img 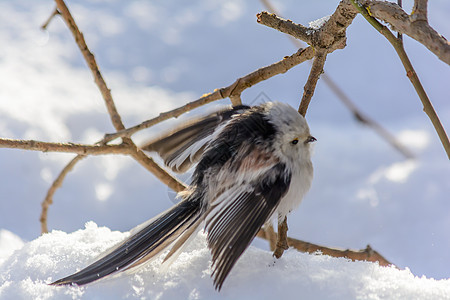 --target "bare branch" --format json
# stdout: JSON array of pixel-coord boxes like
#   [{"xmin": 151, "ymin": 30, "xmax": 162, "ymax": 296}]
[
  {"xmin": 299, "ymin": 50, "xmax": 327, "ymax": 116},
  {"xmin": 351, "ymin": 0, "xmax": 450, "ymax": 158},
  {"xmin": 256, "ymin": 12, "xmax": 313, "ymax": 45},
  {"xmin": 0, "ymin": 138, "xmax": 130, "ymax": 155},
  {"xmin": 359, "ymin": 0, "xmax": 449, "ymax": 65},
  {"xmin": 257, "ymin": 1, "xmax": 359, "ymax": 118},
  {"xmin": 257, "ymin": 230, "xmax": 393, "ymax": 267},
  {"xmin": 104, "ymin": 47, "xmax": 315, "ymax": 143},
  {"xmin": 289, "ymin": 238, "xmax": 393, "ymax": 267},
  {"xmin": 40, "ymin": 155, "xmax": 86, "ymax": 234},
  {"xmin": 54, "ymin": 0, "xmax": 126, "ymax": 132}
]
